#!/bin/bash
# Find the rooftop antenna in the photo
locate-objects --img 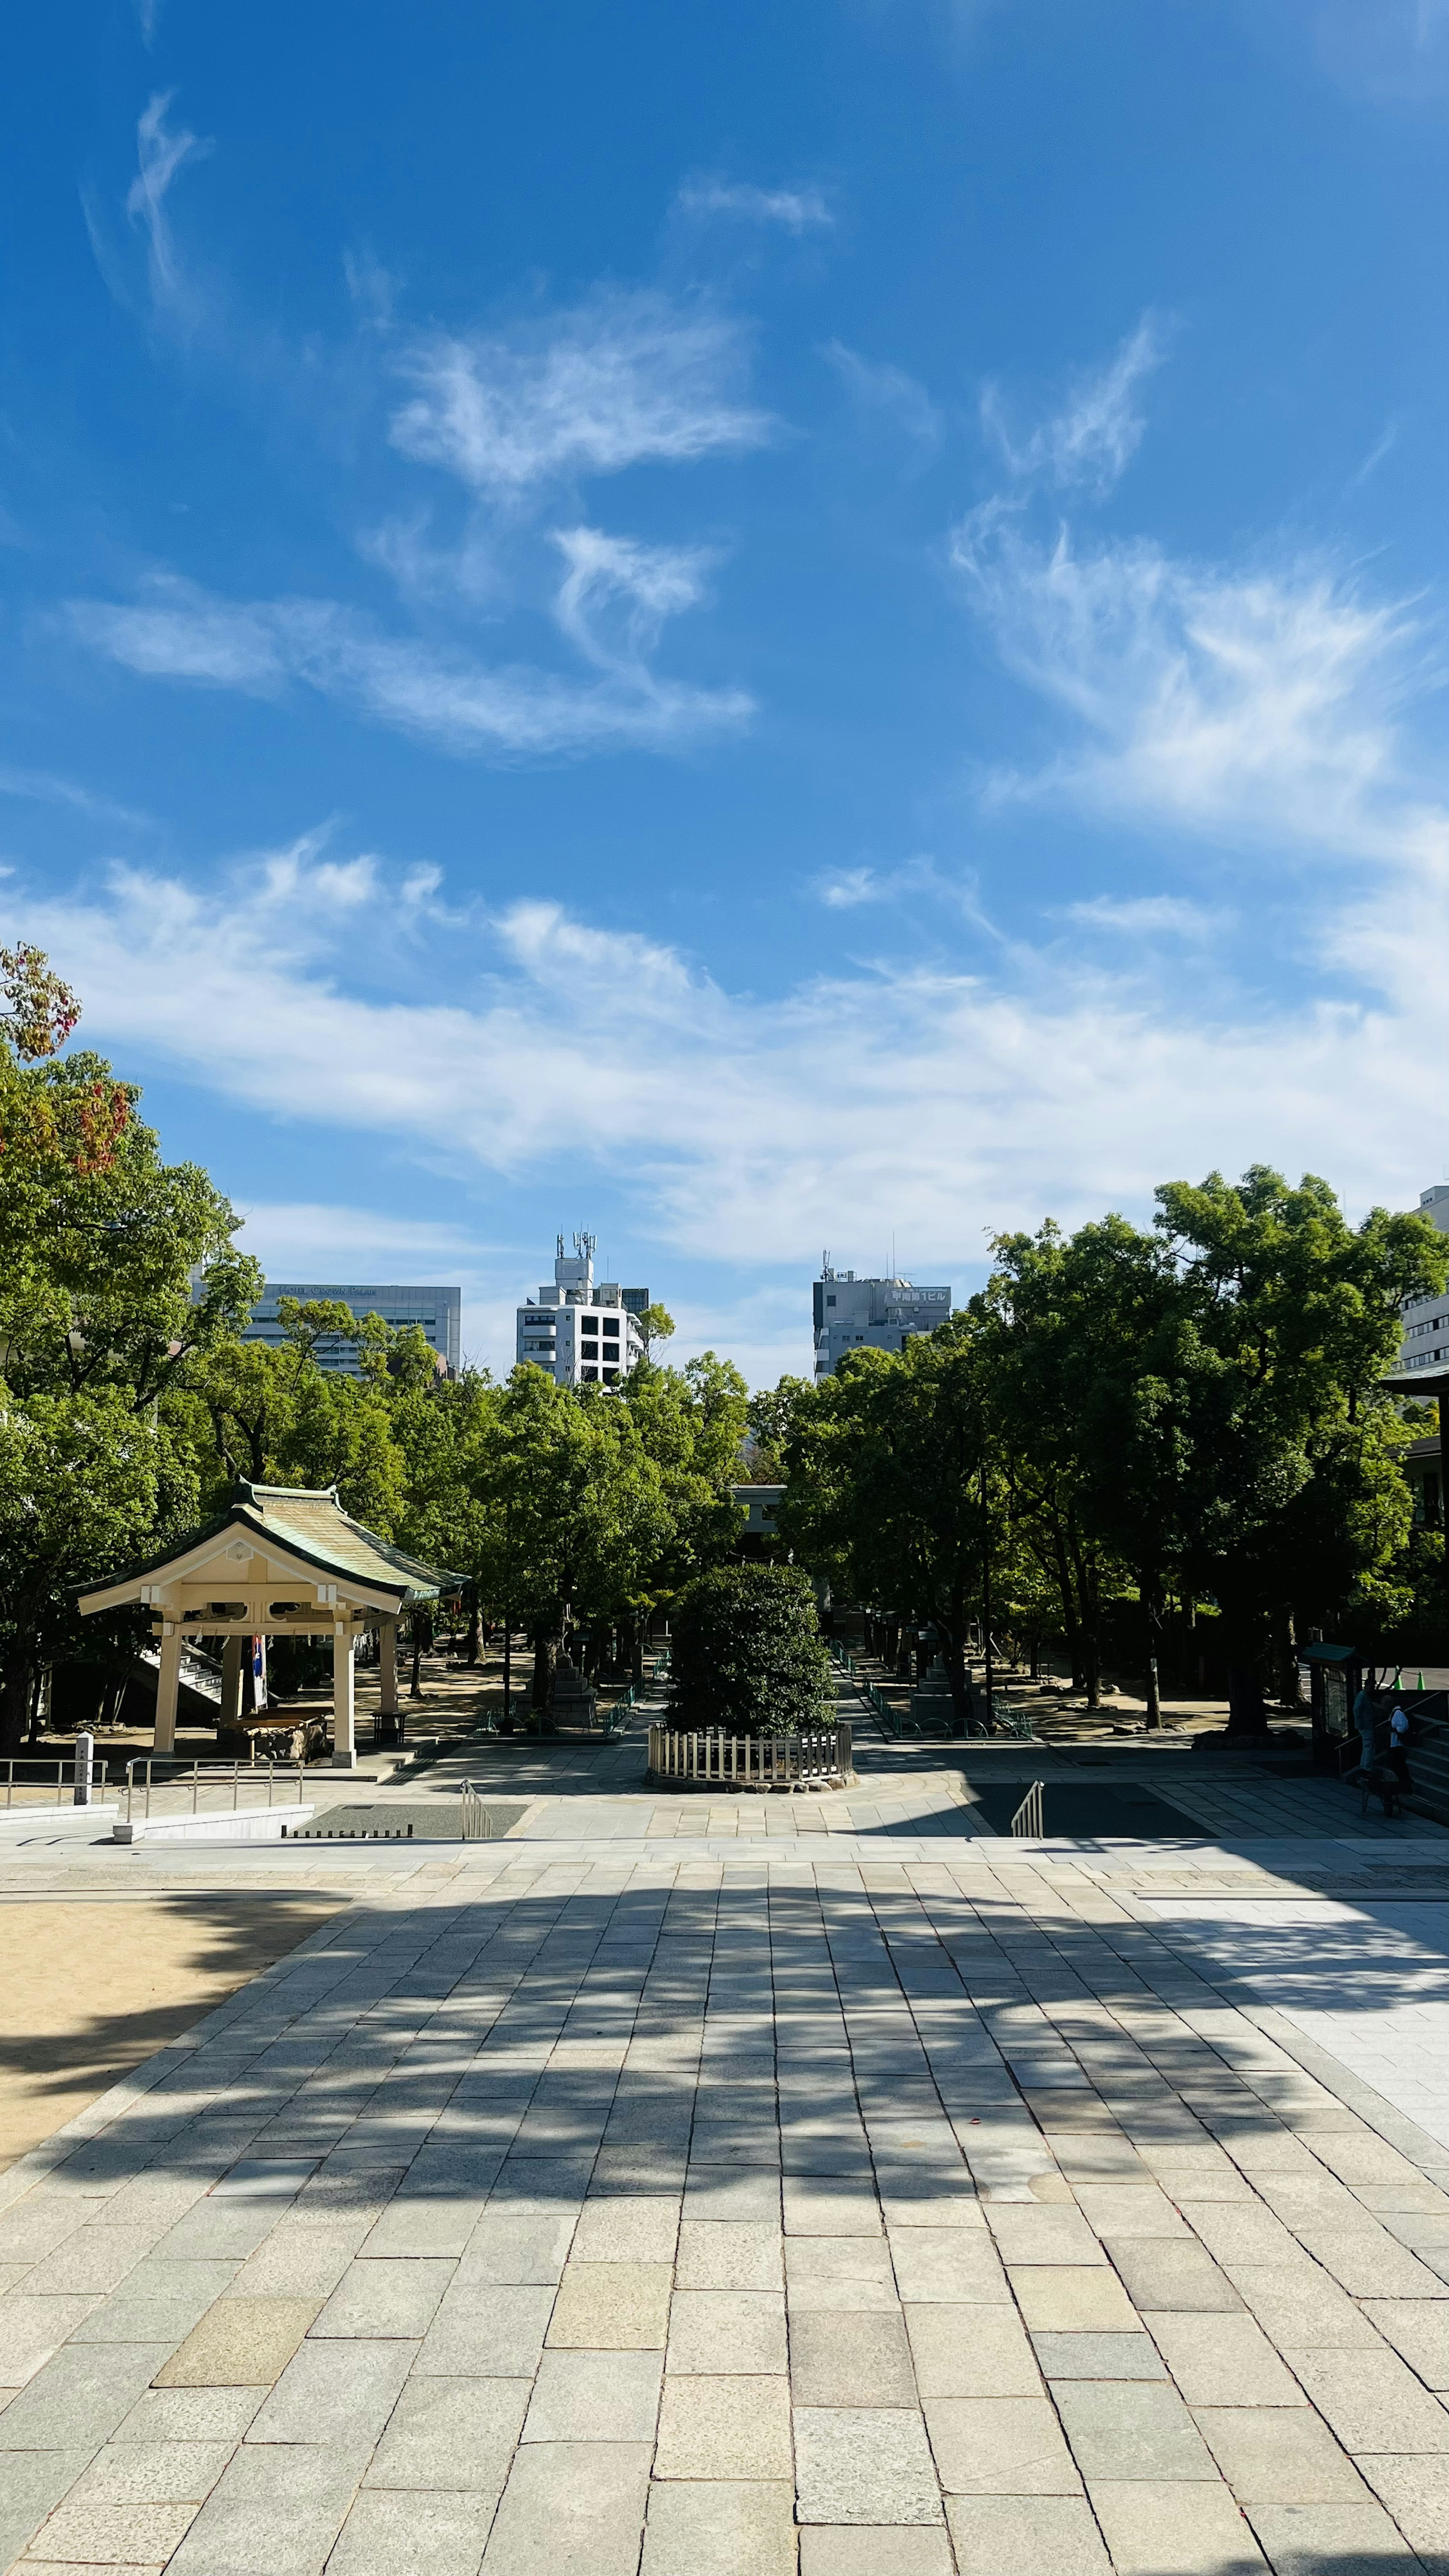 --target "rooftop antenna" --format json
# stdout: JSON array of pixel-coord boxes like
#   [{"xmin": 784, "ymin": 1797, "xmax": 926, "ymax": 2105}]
[
  {"xmin": 891, "ymin": 1229, "xmax": 896, "ymax": 1280},
  {"xmin": 556, "ymin": 1231, "xmax": 564, "ymax": 1260}
]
